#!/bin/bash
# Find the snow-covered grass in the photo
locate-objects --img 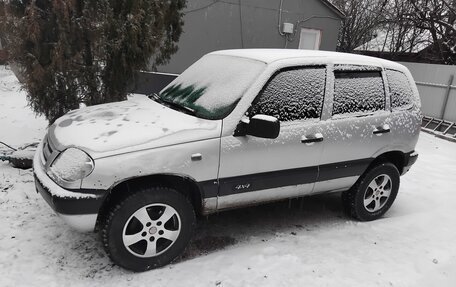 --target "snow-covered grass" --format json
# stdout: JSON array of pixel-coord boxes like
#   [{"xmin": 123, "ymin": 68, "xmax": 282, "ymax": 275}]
[
  {"xmin": 1, "ymin": 65, "xmax": 456, "ymax": 287},
  {"xmin": 0, "ymin": 66, "xmax": 47, "ymax": 147}
]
